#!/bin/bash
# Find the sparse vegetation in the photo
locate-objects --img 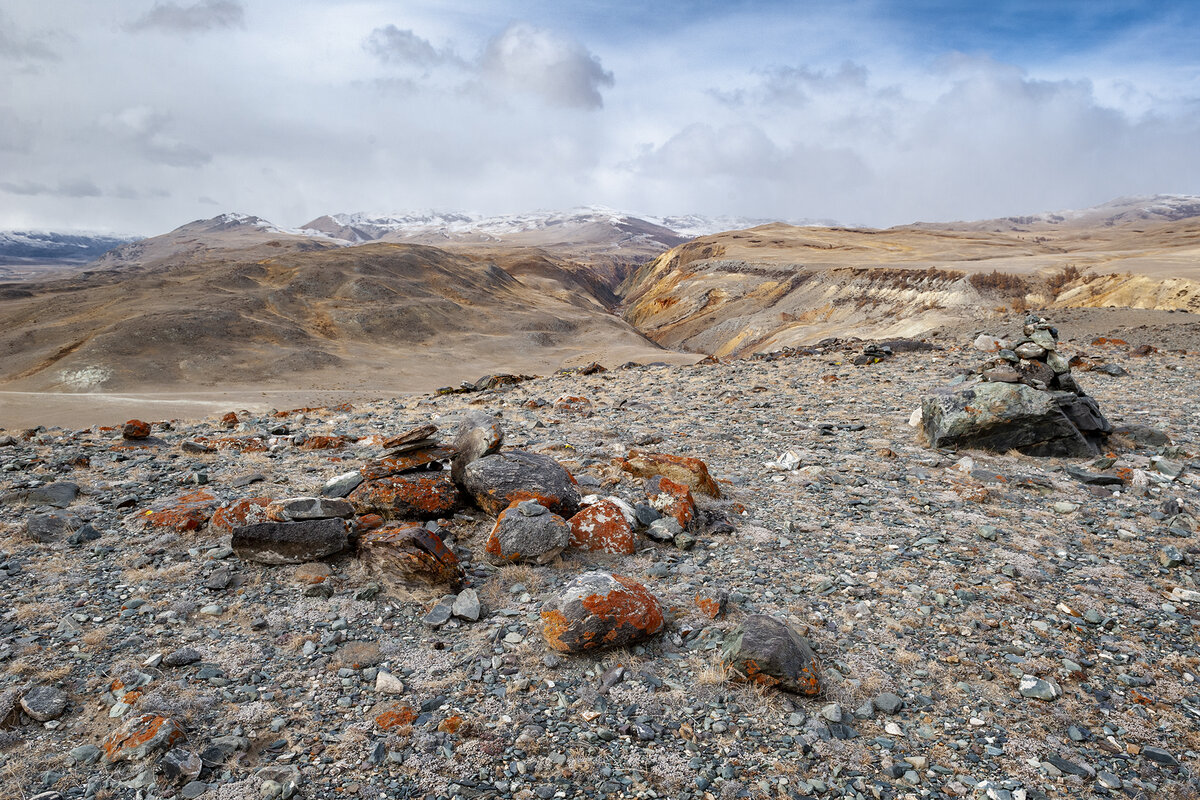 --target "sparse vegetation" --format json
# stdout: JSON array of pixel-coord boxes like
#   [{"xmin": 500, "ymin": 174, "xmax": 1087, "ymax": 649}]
[{"xmin": 969, "ymin": 269, "xmax": 1031, "ymax": 295}]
